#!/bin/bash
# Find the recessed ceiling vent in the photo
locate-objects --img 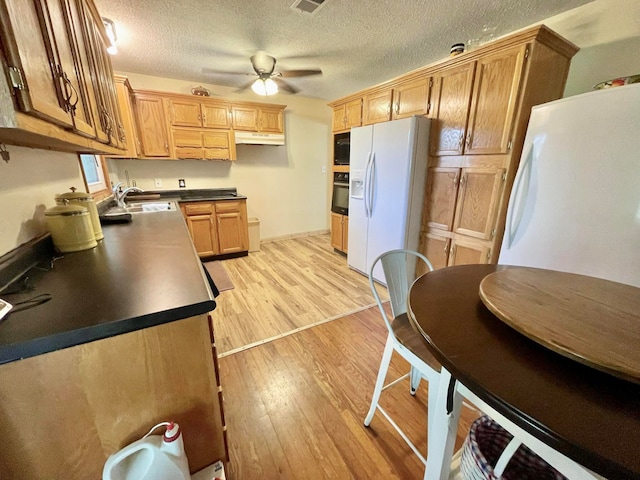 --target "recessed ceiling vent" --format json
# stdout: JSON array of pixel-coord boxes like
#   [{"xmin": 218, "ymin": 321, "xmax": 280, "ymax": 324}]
[{"xmin": 290, "ymin": 0, "xmax": 327, "ymax": 15}]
